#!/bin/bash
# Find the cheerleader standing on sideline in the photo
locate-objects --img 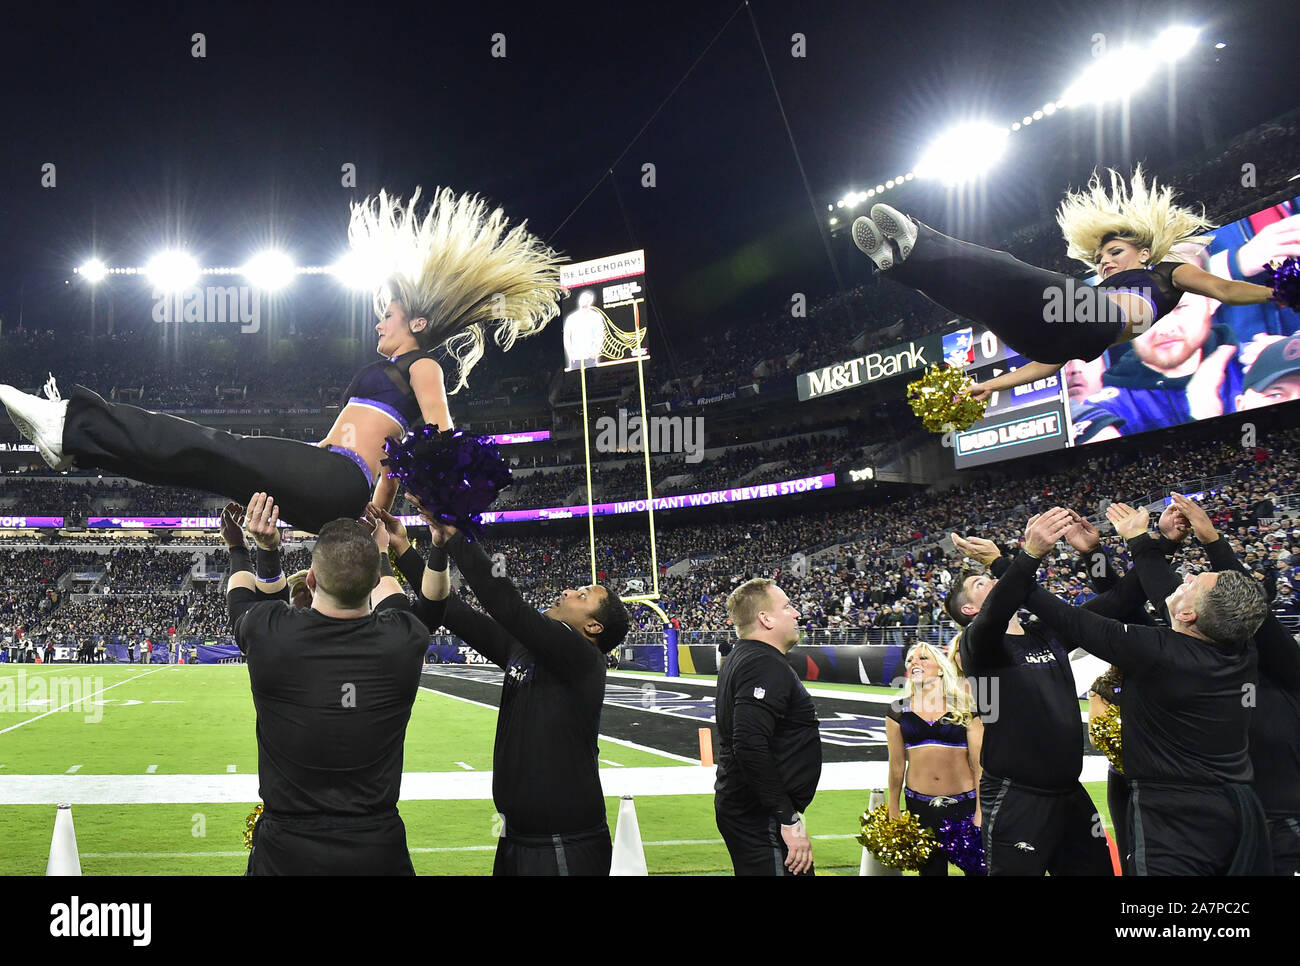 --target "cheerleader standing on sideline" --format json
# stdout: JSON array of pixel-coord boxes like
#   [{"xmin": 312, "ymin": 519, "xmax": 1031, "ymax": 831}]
[
  {"xmin": 886, "ymin": 642, "xmax": 984, "ymax": 876},
  {"xmin": 0, "ymin": 188, "xmax": 565, "ymax": 533},
  {"xmin": 853, "ymin": 167, "xmax": 1281, "ymax": 399}
]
